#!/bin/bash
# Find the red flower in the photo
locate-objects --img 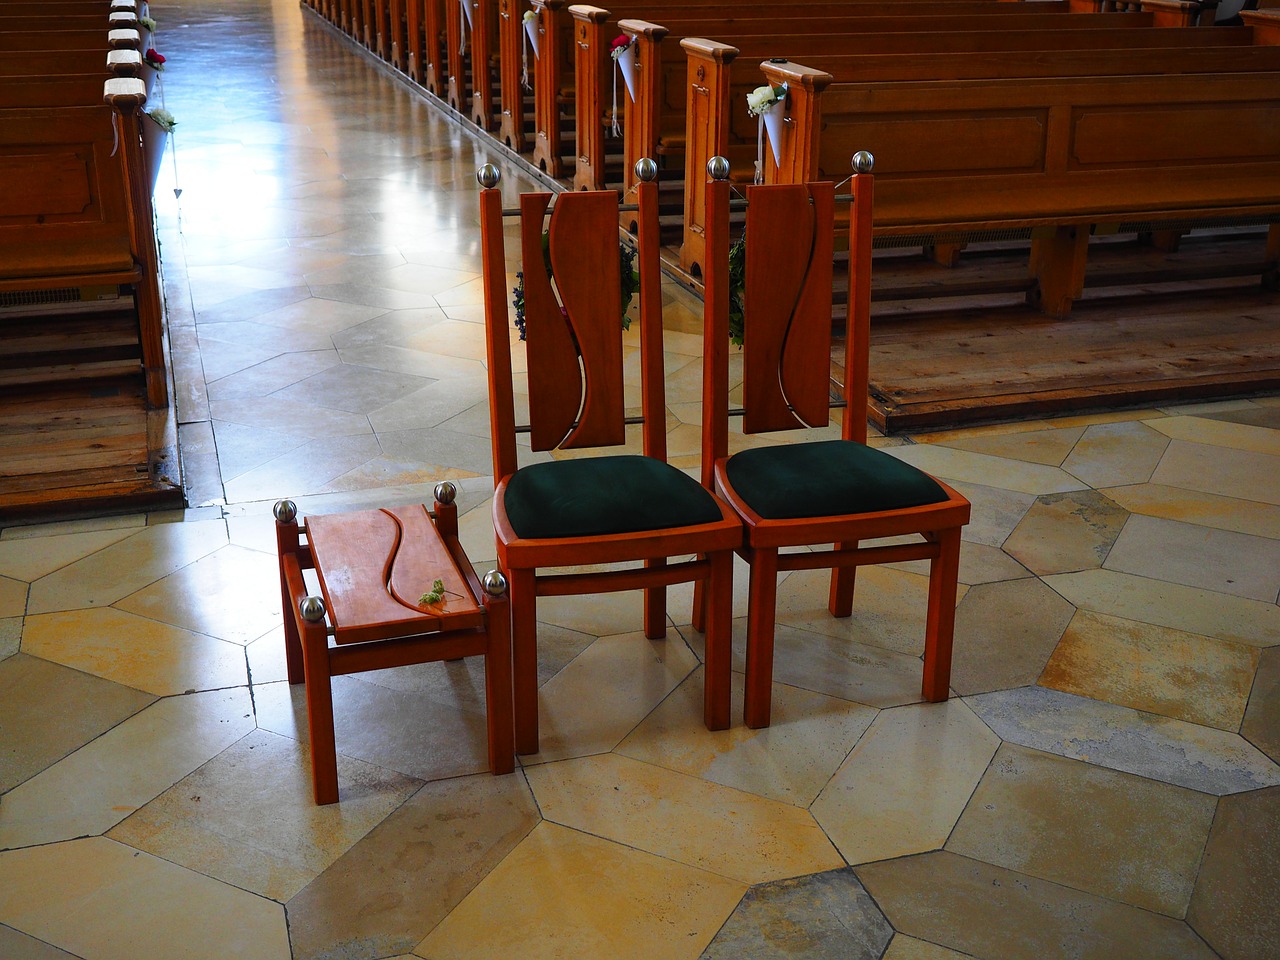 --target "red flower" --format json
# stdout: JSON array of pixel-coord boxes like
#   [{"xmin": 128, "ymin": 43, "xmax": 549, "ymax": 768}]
[
  {"xmin": 609, "ymin": 34, "xmax": 631, "ymax": 56},
  {"xmin": 144, "ymin": 48, "xmax": 166, "ymax": 65}
]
